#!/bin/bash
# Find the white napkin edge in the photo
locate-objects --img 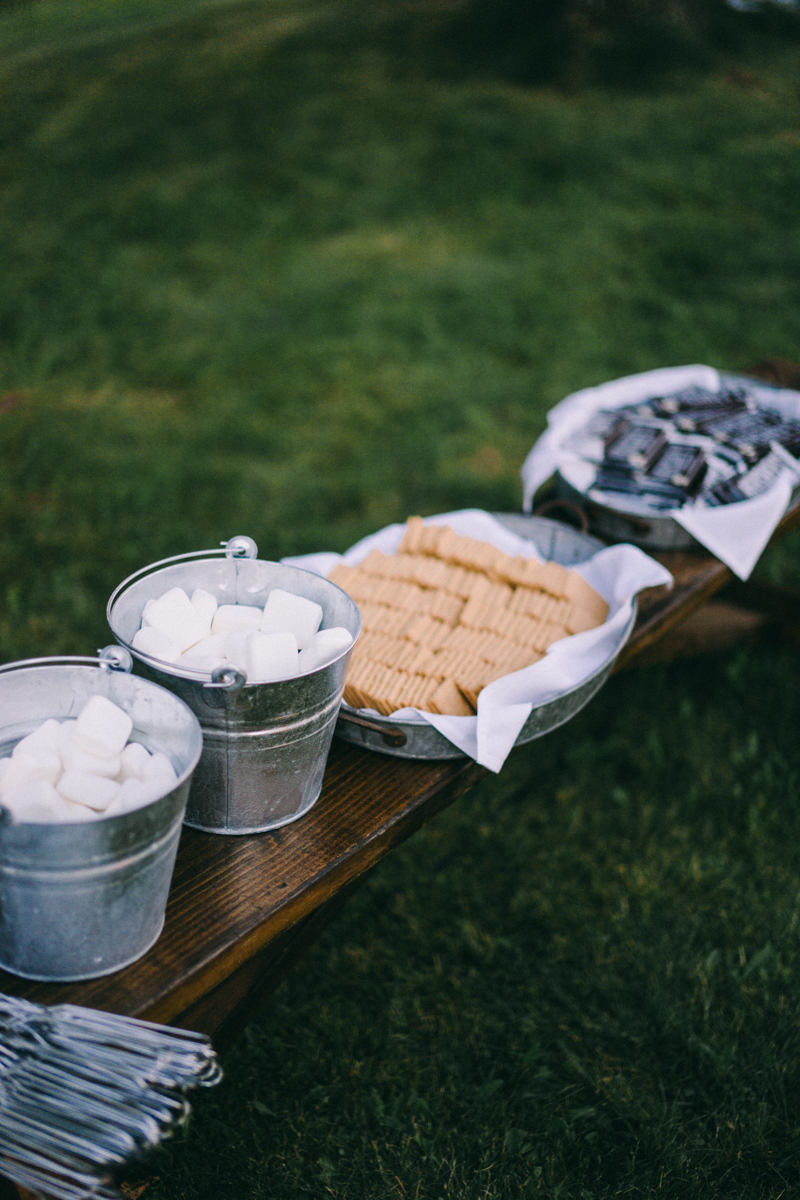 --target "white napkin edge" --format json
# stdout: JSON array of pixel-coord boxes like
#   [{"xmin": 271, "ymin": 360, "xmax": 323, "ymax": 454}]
[{"xmin": 673, "ymin": 471, "xmax": 795, "ymax": 580}]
